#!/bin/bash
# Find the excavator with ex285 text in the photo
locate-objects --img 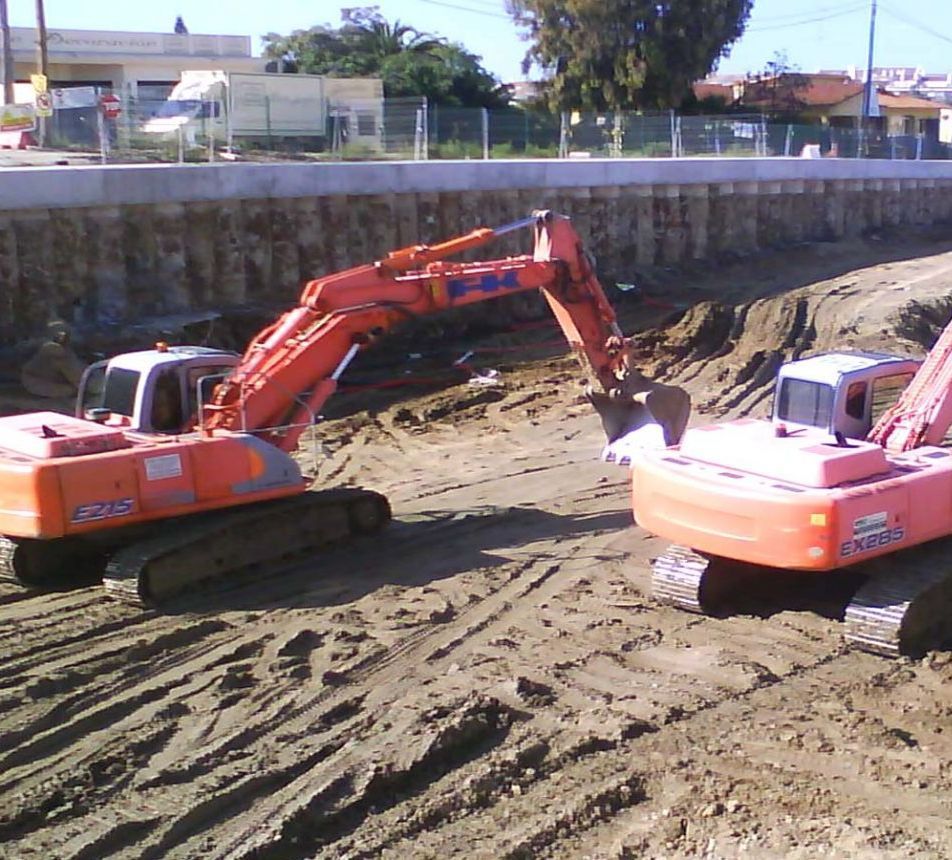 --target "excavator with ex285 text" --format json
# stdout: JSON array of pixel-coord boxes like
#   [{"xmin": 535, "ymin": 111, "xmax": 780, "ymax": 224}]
[
  {"xmin": 631, "ymin": 317, "xmax": 952, "ymax": 657},
  {"xmin": 0, "ymin": 211, "xmax": 689, "ymax": 605}
]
